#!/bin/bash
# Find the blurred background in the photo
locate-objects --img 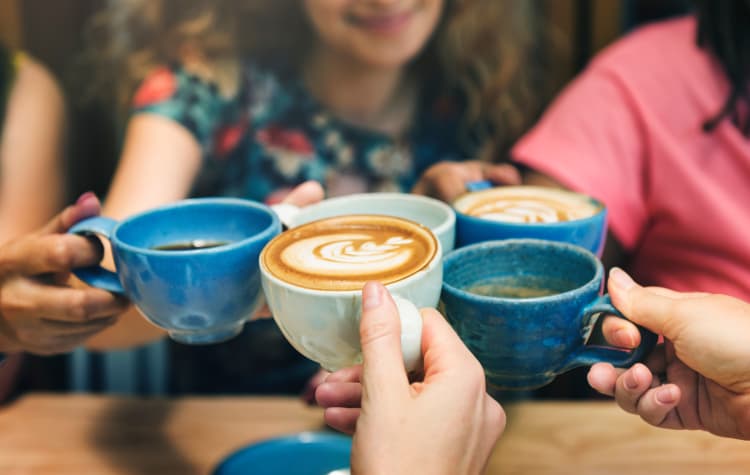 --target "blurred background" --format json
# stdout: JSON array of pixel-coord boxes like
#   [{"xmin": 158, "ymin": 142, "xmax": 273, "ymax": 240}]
[{"xmin": 0, "ymin": 0, "xmax": 690, "ymax": 397}]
